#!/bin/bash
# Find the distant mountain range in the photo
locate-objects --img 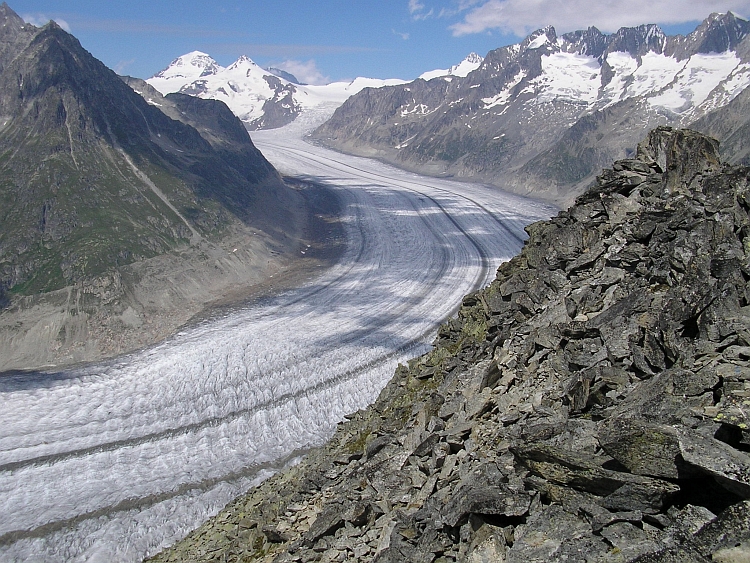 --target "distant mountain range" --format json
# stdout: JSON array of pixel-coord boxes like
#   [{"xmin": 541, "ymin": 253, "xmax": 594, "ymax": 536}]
[
  {"xmin": 312, "ymin": 12, "xmax": 750, "ymax": 205},
  {"xmin": 146, "ymin": 52, "xmax": 408, "ymax": 130}
]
